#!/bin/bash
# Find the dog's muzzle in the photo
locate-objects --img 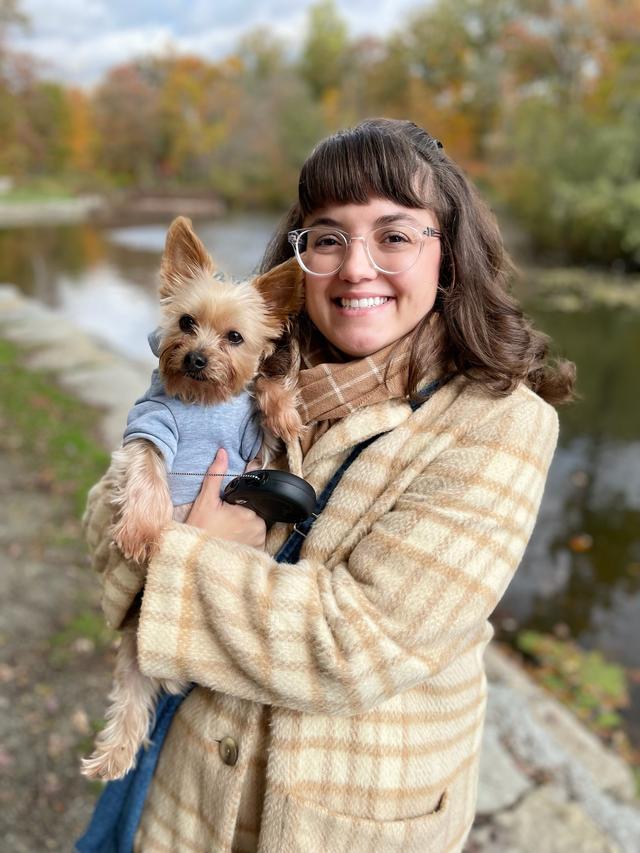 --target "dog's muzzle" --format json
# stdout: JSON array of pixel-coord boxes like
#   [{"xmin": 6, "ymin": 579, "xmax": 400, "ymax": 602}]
[{"xmin": 182, "ymin": 350, "xmax": 209, "ymax": 380}]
